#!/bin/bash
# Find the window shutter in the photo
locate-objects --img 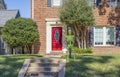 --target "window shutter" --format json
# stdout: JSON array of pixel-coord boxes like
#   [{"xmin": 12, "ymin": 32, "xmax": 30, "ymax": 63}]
[
  {"xmin": 96, "ymin": 0, "xmax": 101, "ymax": 7},
  {"xmin": 89, "ymin": 26, "xmax": 94, "ymax": 46},
  {"xmin": 116, "ymin": 25, "xmax": 120, "ymax": 46},
  {"xmin": 47, "ymin": 0, "xmax": 51, "ymax": 7}
]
